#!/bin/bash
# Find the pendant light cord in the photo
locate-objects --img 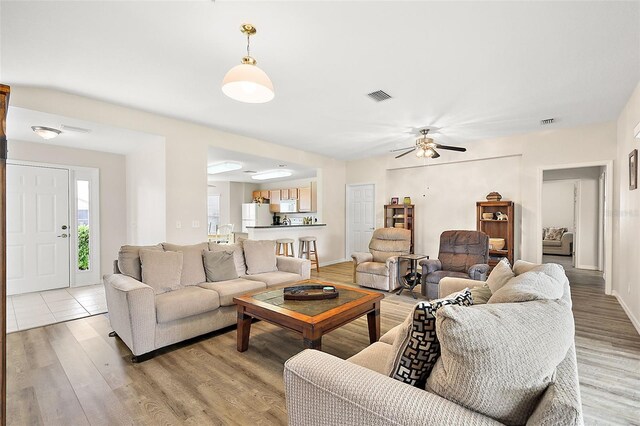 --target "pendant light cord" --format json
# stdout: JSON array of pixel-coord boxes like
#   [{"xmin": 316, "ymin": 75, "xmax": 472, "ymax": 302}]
[{"xmin": 246, "ymin": 34, "xmax": 251, "ymax": 57}]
